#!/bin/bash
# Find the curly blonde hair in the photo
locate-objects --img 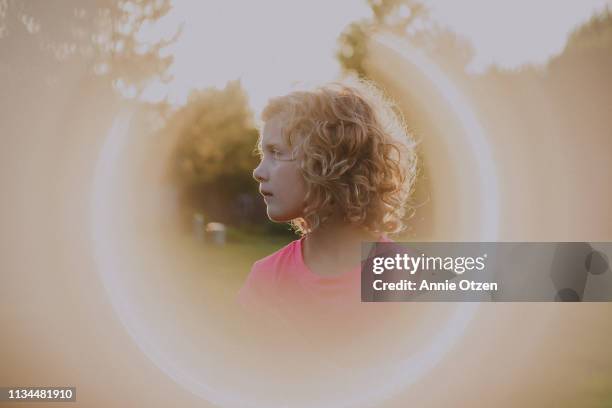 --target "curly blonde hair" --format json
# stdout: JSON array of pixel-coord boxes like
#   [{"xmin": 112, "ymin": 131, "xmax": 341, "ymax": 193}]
[{"xmin": 260, "ymin": 78, "xmax": 418, "ymax": 236}]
